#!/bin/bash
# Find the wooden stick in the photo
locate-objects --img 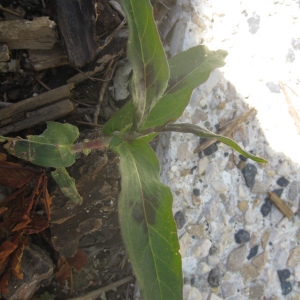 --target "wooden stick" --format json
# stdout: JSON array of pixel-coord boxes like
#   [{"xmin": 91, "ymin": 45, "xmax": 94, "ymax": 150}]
[
  {"xmin": 194, "ymin": 108, "xmax": 257, "ymax": 153},
  {"xmin": 0, "ymin": 100, "xmax": 74, "ymax": 135},
  {"xmin": 268, "ymin": 192, "xmax": 294, "ymax": 220},
  {"xmin": 0, "ymin": 83, "xmax": 74, "ymax": 123},
  {"xmin": 0, "ymin": 17, "xmax": 57, "ymax": 50},
  {"xmin": 67, "ymin": 275, "xmax": 134, "ymax": 300},
  {"xmin": 93, "ymin": 59, "xmax": 117, "ymax": 123}
]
